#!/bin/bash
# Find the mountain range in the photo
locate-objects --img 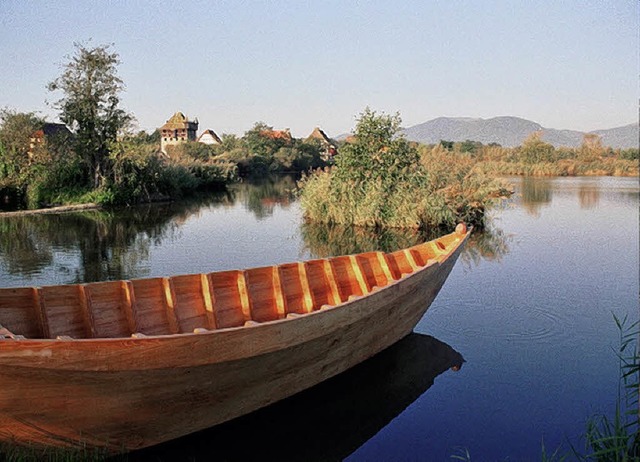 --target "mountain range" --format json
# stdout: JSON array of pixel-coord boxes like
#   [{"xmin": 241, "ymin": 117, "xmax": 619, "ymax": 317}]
[{"xmin": 400, "ymin": 116, "xmax": 638, "ymax": 149}]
